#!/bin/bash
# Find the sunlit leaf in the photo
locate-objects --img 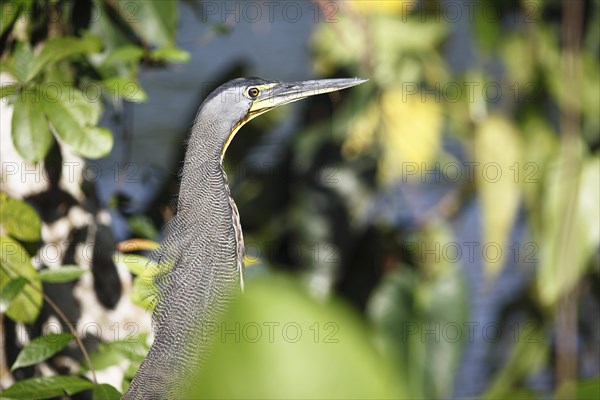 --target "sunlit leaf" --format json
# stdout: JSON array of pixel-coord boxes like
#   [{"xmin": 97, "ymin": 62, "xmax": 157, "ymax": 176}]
[
  {"xmin": 474, "ymin": 115, "xmax": 523, "ymax": 277},
  {"xmin": 38, "ymin": 266, "xmax": 86, "ymax": 283},
  {"xmin": 102, "ymin": 77, "xmax": 147, "ymax": 103},
  {"xmin": 0, "ymin": 376, "xmax": 94, "ymax": 399},
  {"xmin": 43, "ymin": 98, "xmax": 113, "ymax": 159},
  {"xmin": 151, "ymin": 46, "xmax": 191, "ymax": 63},
  {"xmin": 0, "ymin": 193, "xmax": 42, "ymax": 241},
  {"xmin": 0, "ymin": 236, "xmax": 42, "ymax": 323},
  {"xmin": 379, "ymin": 89, "xmax": 442, "ymax": 184},
  {"xmin": 11, "ymin": 333, "xmax": 74, "ymax": 370},
  {"xmin": 11, "ymin": 41, "xmax": 34, "ymax": 83},
  {"xmin": 102, "ymin": 45, "xmax": 145, "ymax": 67},
  {"xmin": 11, "ymin": 93, "xmax": 53, "ymax": 163},
  {"xmin": 348, "ymin": 0, "xmax": 415, "ymax": 15},
  {"xmin": 115, "ymin": 0, "xmax": 176, "ymax": 47},
  {"xmin": 0, "ymin": 277, "xmax": 27, "ymax": 313},
  {"xmin": 537, "ymin": 152, "xmax": 600, "ymax": 304},
  {"xmin": 341, "ymin": 102, "xmax": 379, "ymax": 159},
  {"xmin": 113, "ymin": 253, "xmax": 156, "ymax": 276},
  {"xmin": 92, "ymin": 384, "xmax": 122, "ymax": 400}
]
